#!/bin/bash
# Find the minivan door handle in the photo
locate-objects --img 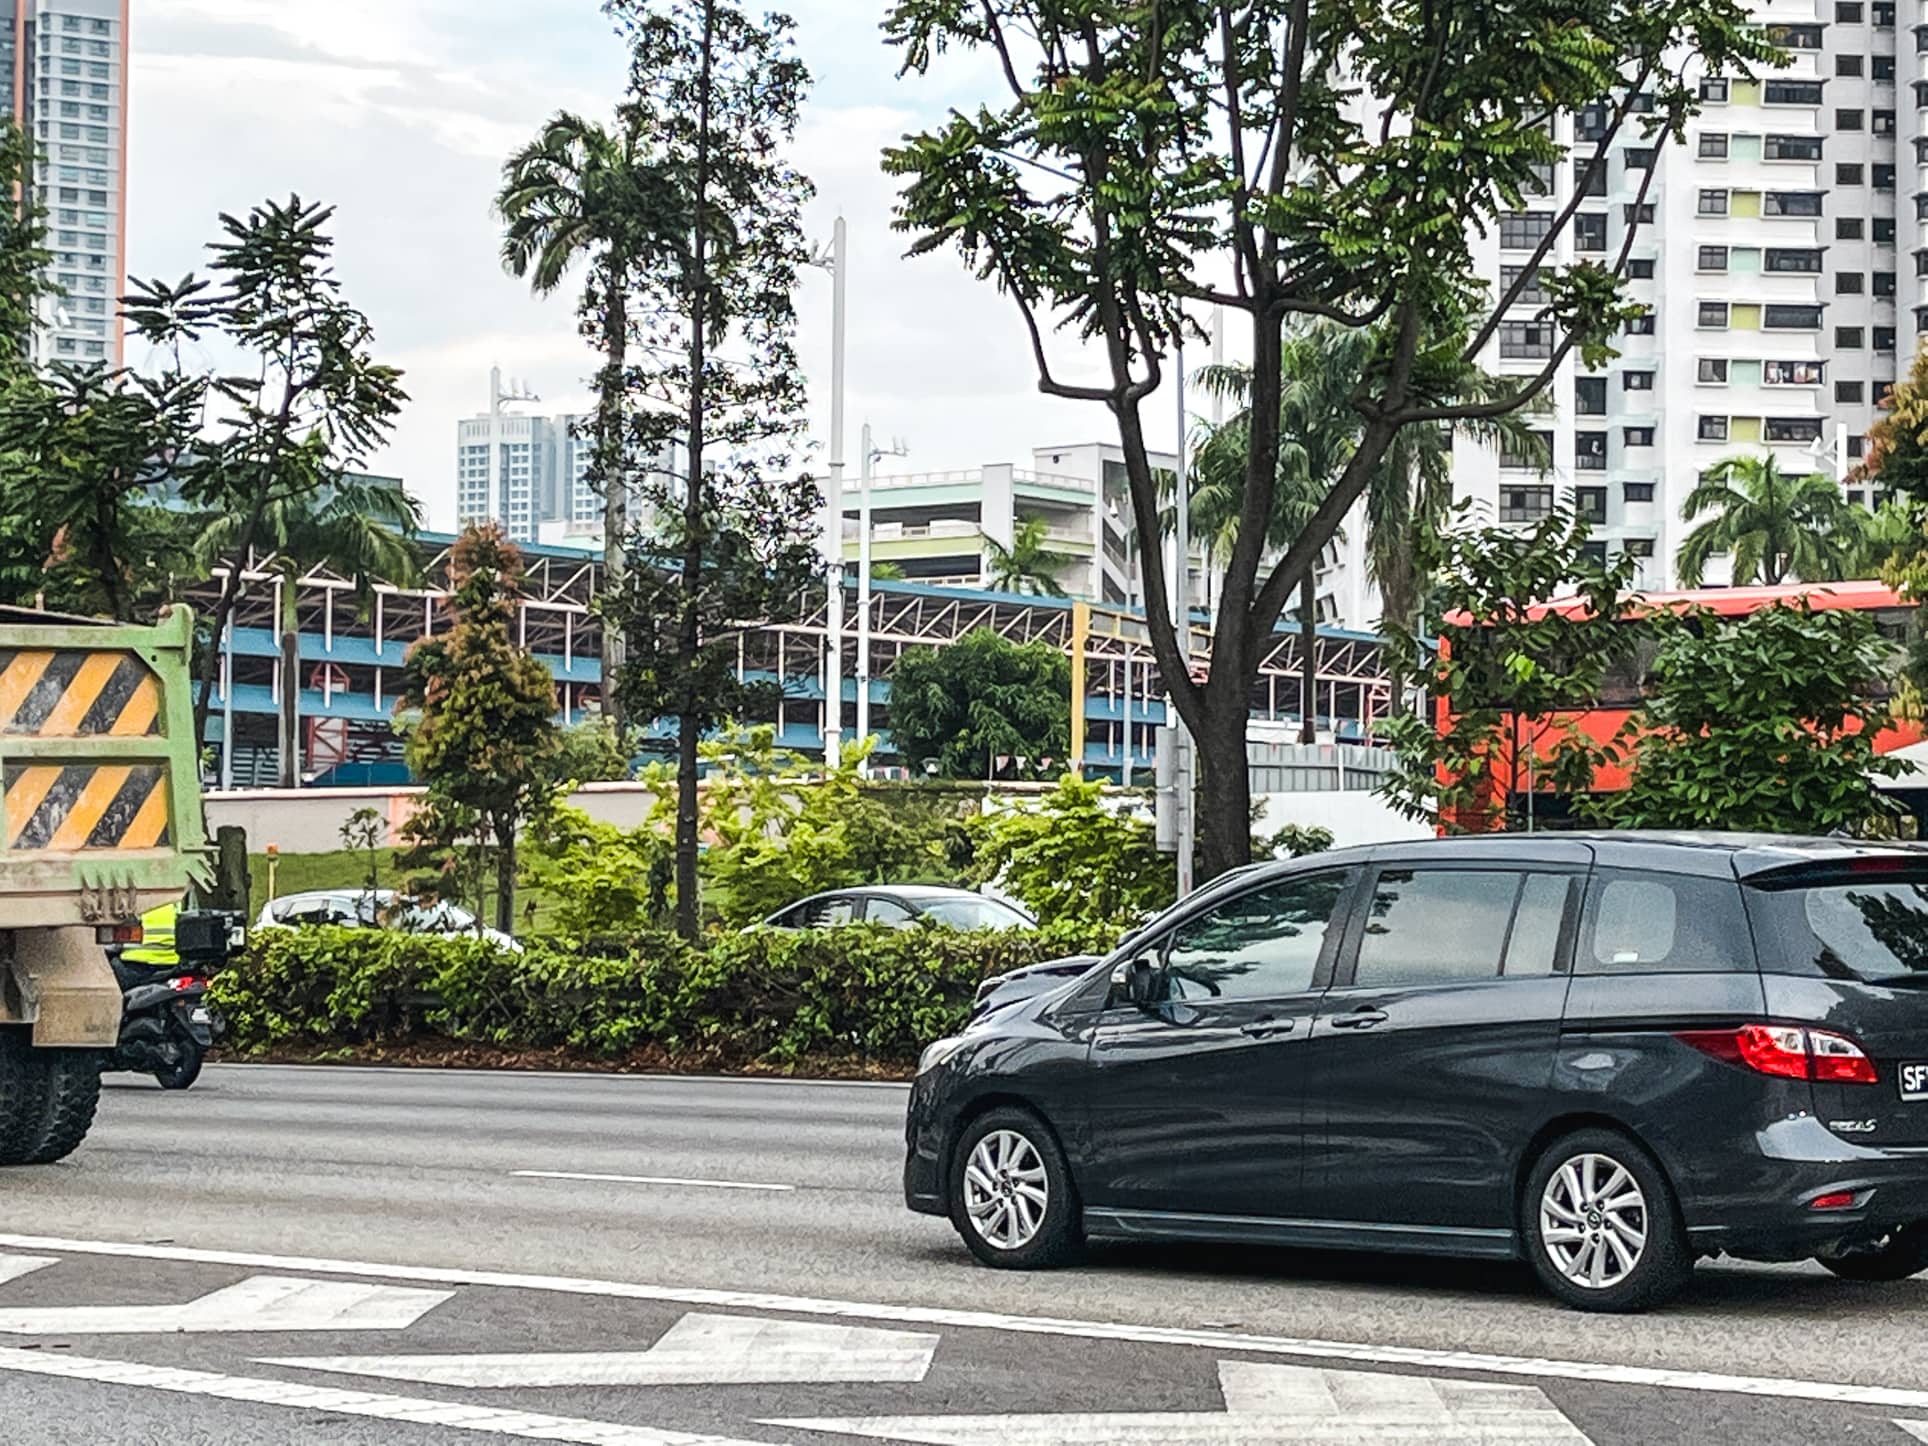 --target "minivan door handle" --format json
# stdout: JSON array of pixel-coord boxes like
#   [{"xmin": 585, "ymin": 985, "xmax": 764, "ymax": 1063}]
[
  {"xmin": 1239, "ymin": 1017, "xmax": 1294, "ymax": 1039},
  {"xmin": 1329, "ymin": 1007, "xmax": 1389, "ymax": 1031}
]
